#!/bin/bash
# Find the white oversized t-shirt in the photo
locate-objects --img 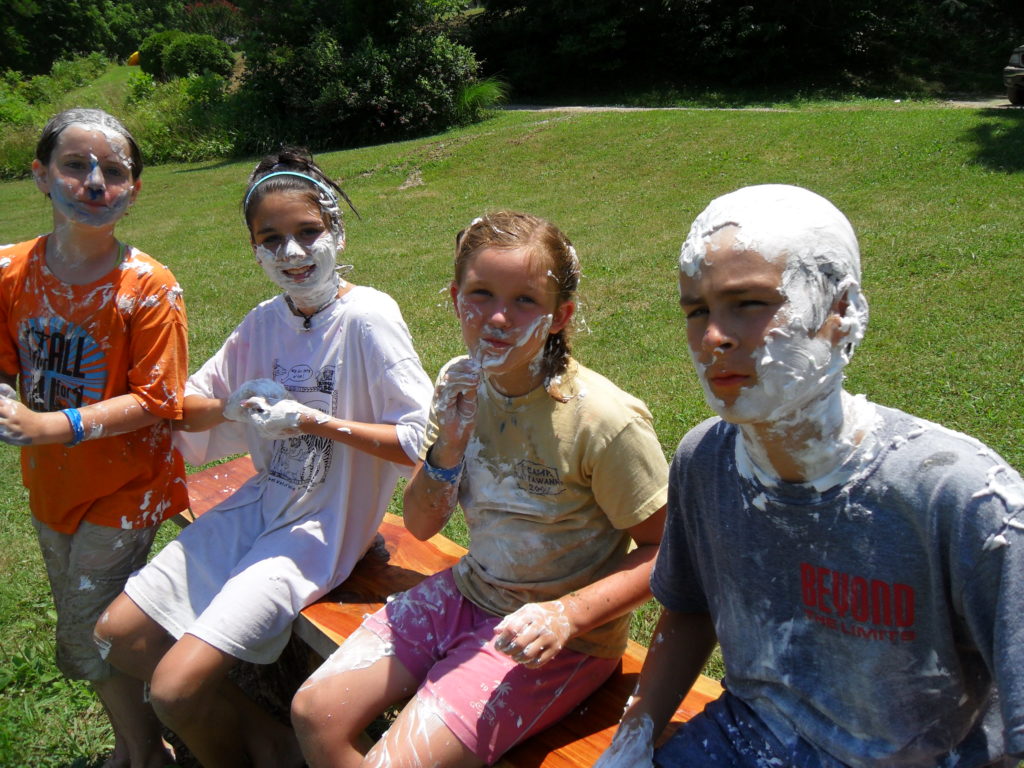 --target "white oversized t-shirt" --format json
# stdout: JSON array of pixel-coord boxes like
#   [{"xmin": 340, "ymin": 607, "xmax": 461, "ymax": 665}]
[{"xmin": 176, "ymin": 285, "xmax": 432, "ymax": 587}]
